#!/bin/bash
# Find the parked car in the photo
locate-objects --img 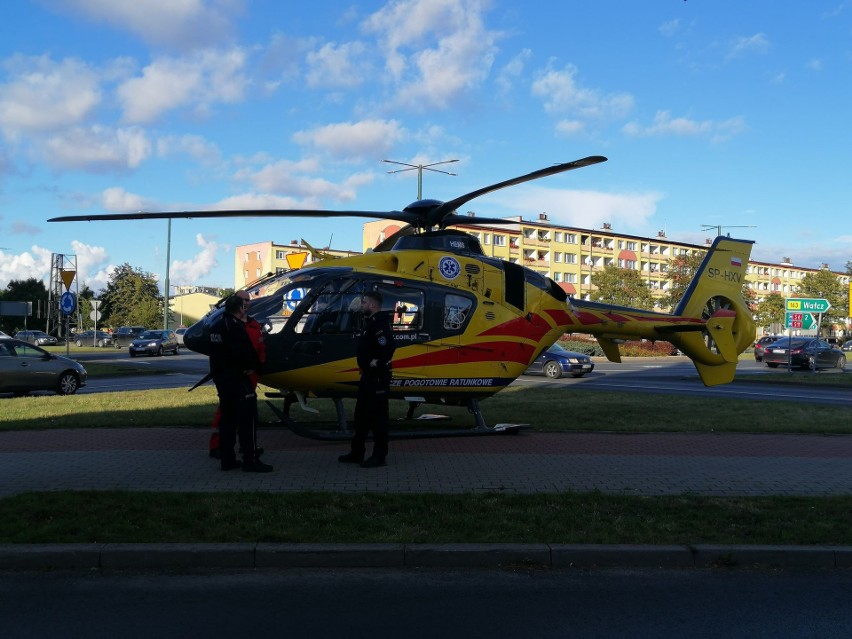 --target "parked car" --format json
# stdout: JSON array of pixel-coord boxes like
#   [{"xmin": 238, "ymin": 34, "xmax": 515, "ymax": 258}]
[
  {"xmin": 74, "ymin": 330, "xmax": 113, "ymax": 347},
  {"xmin": 14, "ymin": 330, "xmax": 58, "ymax": 346},
  {"xmin": 0, "ymin": 337, "xmax": 87, "ymax": 396},
  {"xmin": 752, "ymin": 335, "xmax": 781, "ymax": 362},
  {"xmin": 174, "ymin": 327, "xmax": 188, "ymax": 348},
  {"xmin": 524, "ymin": 342, "xmax": 595, "ymax": 379},
  {"xmin": 113, "ymin": 326, "xmax": 147, "ymax": 348},
  {"xmin": 128, "ymin": 329, "xmax": 180, "ymax": 357},
  {"xmin": 762, "ymin": 337, "xmax": 846, "ymax": 370},
  {"xmin": 842, "ymin": 340, "xmax": 852, "ymax": 353}
]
